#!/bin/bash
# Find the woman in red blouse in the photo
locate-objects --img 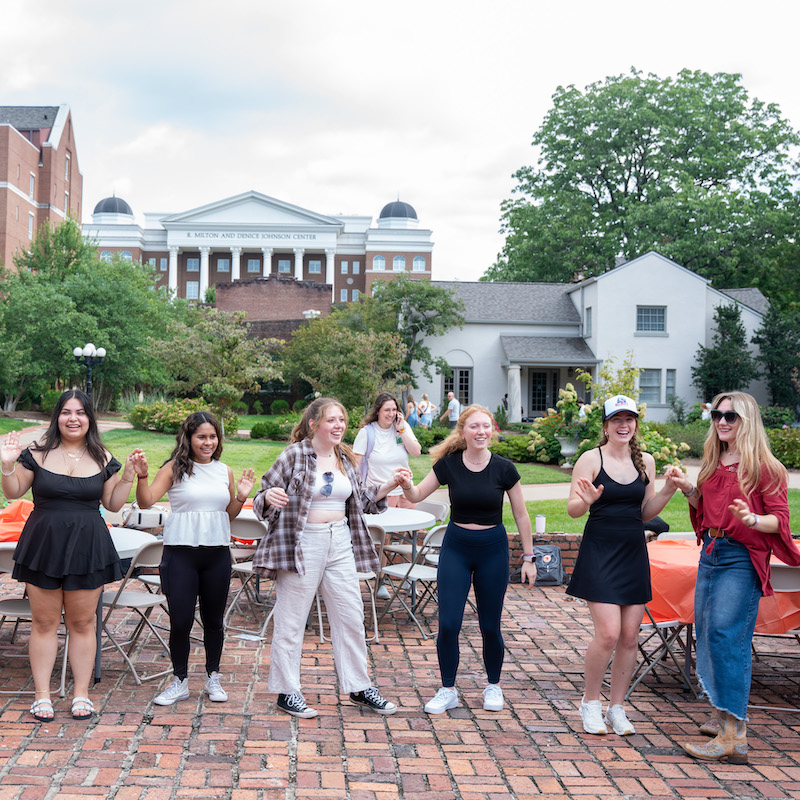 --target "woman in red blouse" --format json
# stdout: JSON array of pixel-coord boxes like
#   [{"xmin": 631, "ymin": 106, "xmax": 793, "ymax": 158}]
[{"xmin": 666, "ymin": 391, "xmax": 800, "ymax": 764}]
